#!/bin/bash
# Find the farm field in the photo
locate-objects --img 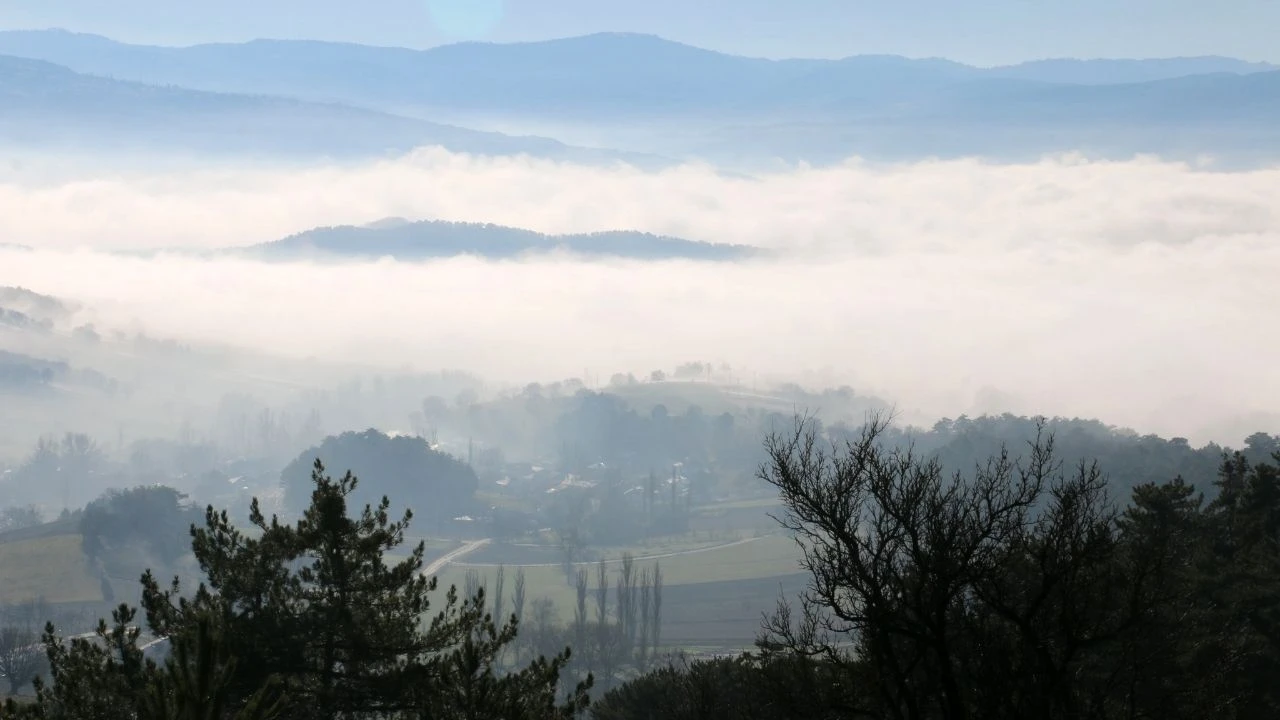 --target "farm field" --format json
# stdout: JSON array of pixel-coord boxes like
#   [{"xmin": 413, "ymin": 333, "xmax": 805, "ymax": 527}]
[
  {"xmin": 661, "ymin": 572, "xmax": 810, "ymax": 648},
  {"xmin": 462, "ymin": 528, "xmax": 761, "ymax": 566},
  {"xmin": 430, "ymin": 532, "xmax": 805, "ymax": 650},
  {"xmin": 0, "ymin": 509, "xmax": 808, "ymax": 650},
  {"xmin": 689, "ymin": 503, "xmax": 782, "ymax": 534},
  {"xmin": 0, "ymin": 533, "xmax": 102, "ymax": 604}
]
